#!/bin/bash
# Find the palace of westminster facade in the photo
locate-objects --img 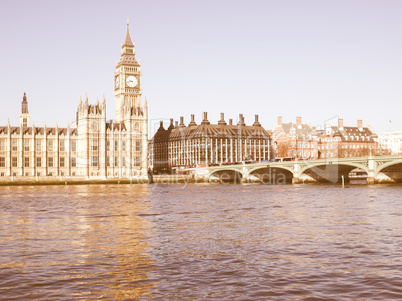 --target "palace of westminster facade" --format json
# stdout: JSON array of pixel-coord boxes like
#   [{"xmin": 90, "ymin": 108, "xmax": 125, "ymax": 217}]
[{"xmin": 0, "ymin": 24, "xmax": 148, "ymax": 178}]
